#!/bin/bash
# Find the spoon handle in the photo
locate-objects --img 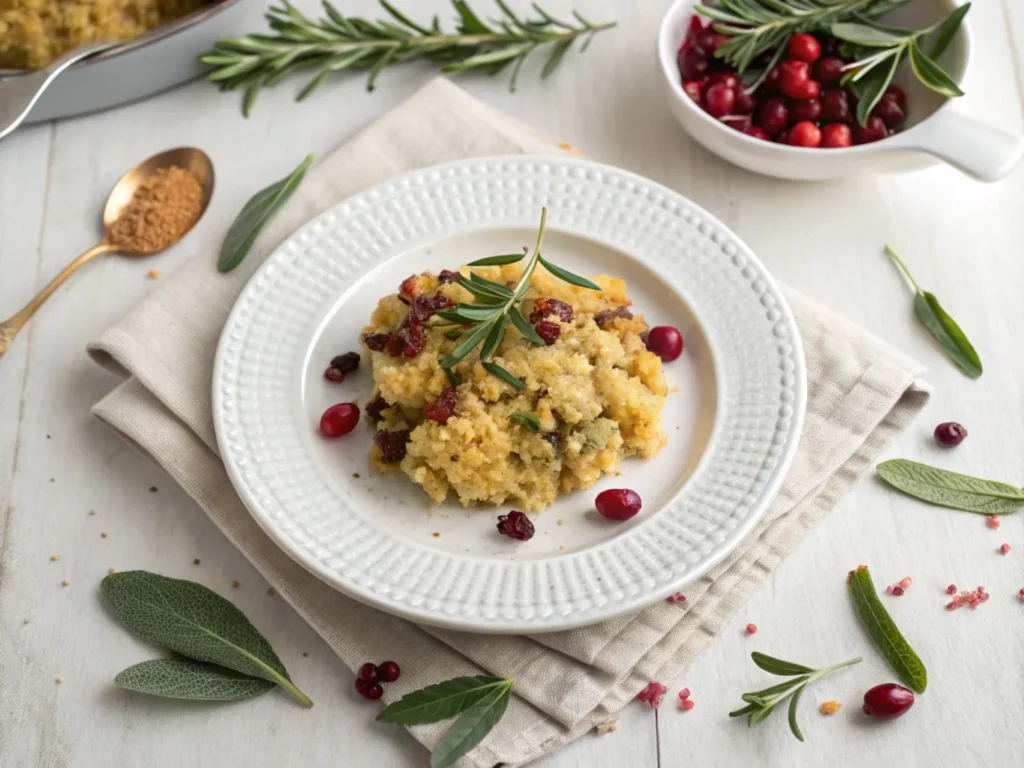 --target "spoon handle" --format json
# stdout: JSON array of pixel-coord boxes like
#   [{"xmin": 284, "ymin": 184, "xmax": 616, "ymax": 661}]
[
  {"xmin": 0, "ymin": 42, "xmax": 115, "ymax": 142},
  {"xmin": 0, "ymin": 242, "xmax": 116, "ymax": 357}
]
